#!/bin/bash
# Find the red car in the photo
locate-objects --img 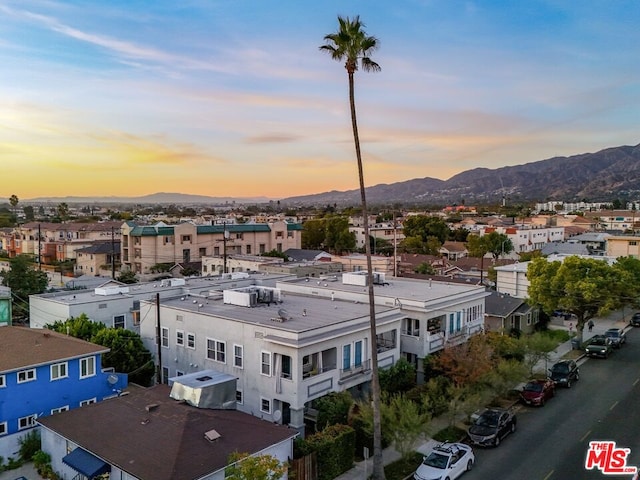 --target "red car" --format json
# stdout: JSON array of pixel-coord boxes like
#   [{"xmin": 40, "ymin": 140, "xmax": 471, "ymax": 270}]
[{"xmin": 520, "ymin": 378, "xmax": 555, "ymax": 406}]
